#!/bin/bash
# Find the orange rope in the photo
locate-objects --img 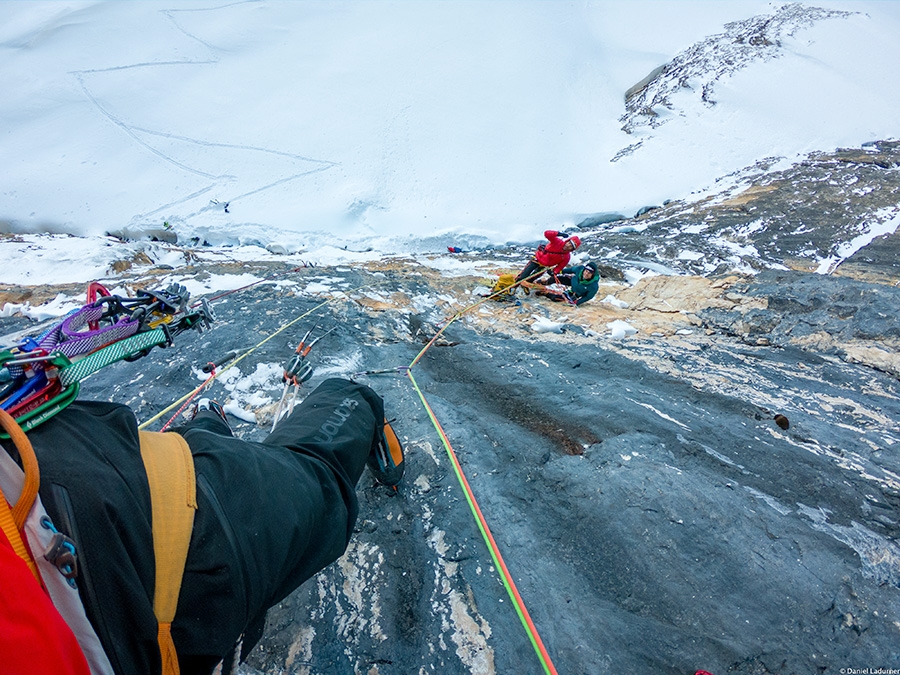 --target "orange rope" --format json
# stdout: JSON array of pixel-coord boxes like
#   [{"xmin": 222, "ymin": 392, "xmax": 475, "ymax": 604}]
[
  {"xmin": 159, "ymin": 366, "xmax": 217, "ymax": 432},
  {"xmin": 405, "ymin": 369, "xmax": 559, "ymax": 675}
]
